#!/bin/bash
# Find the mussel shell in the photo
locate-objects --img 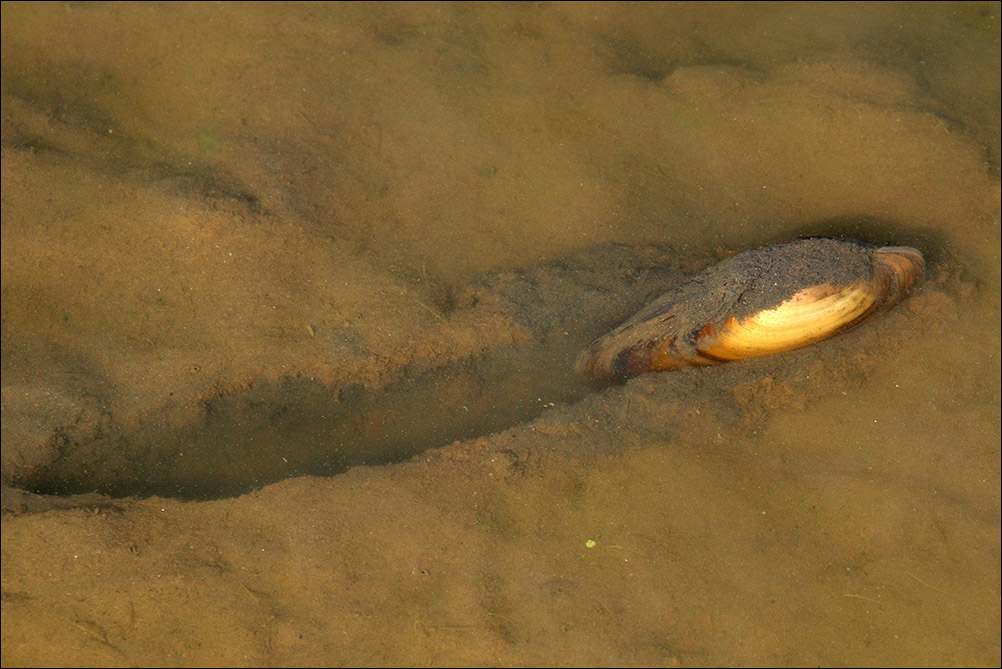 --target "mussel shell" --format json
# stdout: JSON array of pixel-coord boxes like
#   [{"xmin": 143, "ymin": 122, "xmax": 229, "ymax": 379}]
[{"xmin": 576, "ymin": 238, "xmax": 925, "ymax": 379}]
